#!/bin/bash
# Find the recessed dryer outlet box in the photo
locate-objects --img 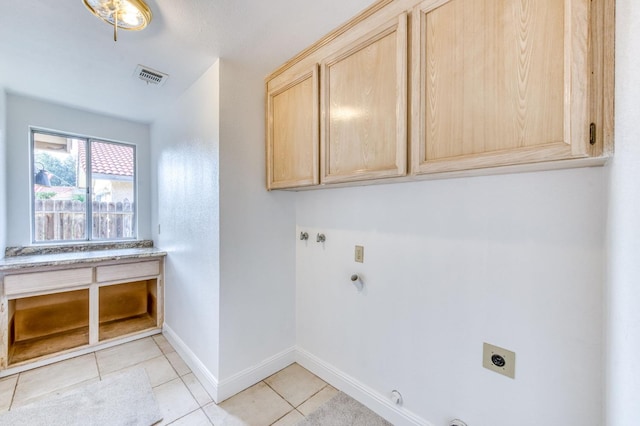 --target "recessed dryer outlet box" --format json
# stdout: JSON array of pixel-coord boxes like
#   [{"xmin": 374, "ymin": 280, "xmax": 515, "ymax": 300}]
[{"xmin": 483, "ymin": 342, "xmax": 516, "ymax": 379}]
